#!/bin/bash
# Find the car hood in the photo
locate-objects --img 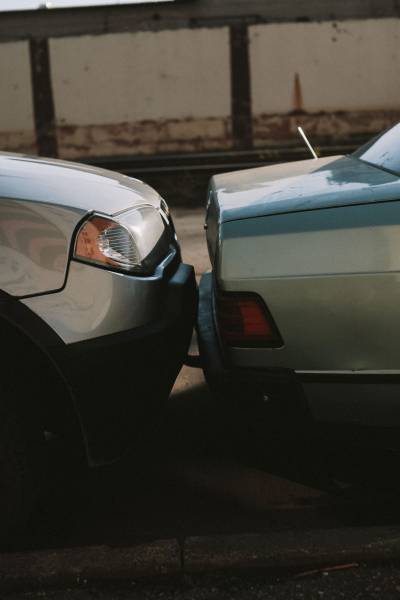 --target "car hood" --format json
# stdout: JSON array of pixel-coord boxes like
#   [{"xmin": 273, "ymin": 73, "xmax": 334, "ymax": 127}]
[
  {"xmin": 0, "ymin": 152, "xmax": 161, "ymax": 215},
  {"xmin": 210, "ymin": 155, "xmax": 400, "ymax": 223}
]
